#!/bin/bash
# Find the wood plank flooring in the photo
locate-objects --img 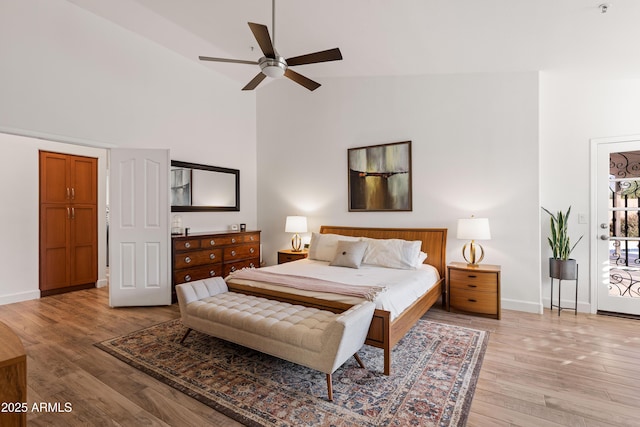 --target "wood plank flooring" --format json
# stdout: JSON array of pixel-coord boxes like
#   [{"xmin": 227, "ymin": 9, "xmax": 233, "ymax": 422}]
[{"xmin": 0, "ymin": 287, "xmax": 638, "ymax": 426}]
